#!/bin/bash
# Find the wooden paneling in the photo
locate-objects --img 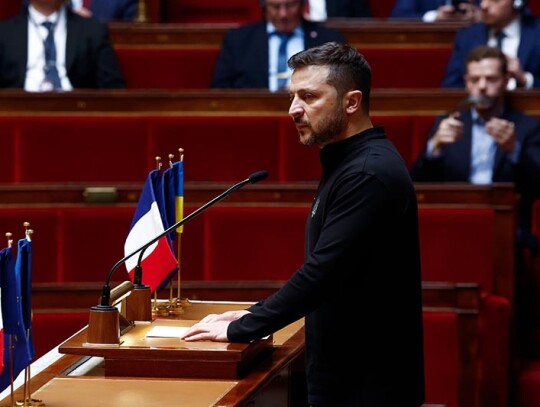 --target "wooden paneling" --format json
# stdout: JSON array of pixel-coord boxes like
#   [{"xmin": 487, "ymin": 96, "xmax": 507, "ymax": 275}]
[
  {"xmin": 108, "ymin": 20, "xmax": 464, "ymax": 48},
  {"xmin": 3, "ymin": 89, "xmax": 540, "ymax": 115}
]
